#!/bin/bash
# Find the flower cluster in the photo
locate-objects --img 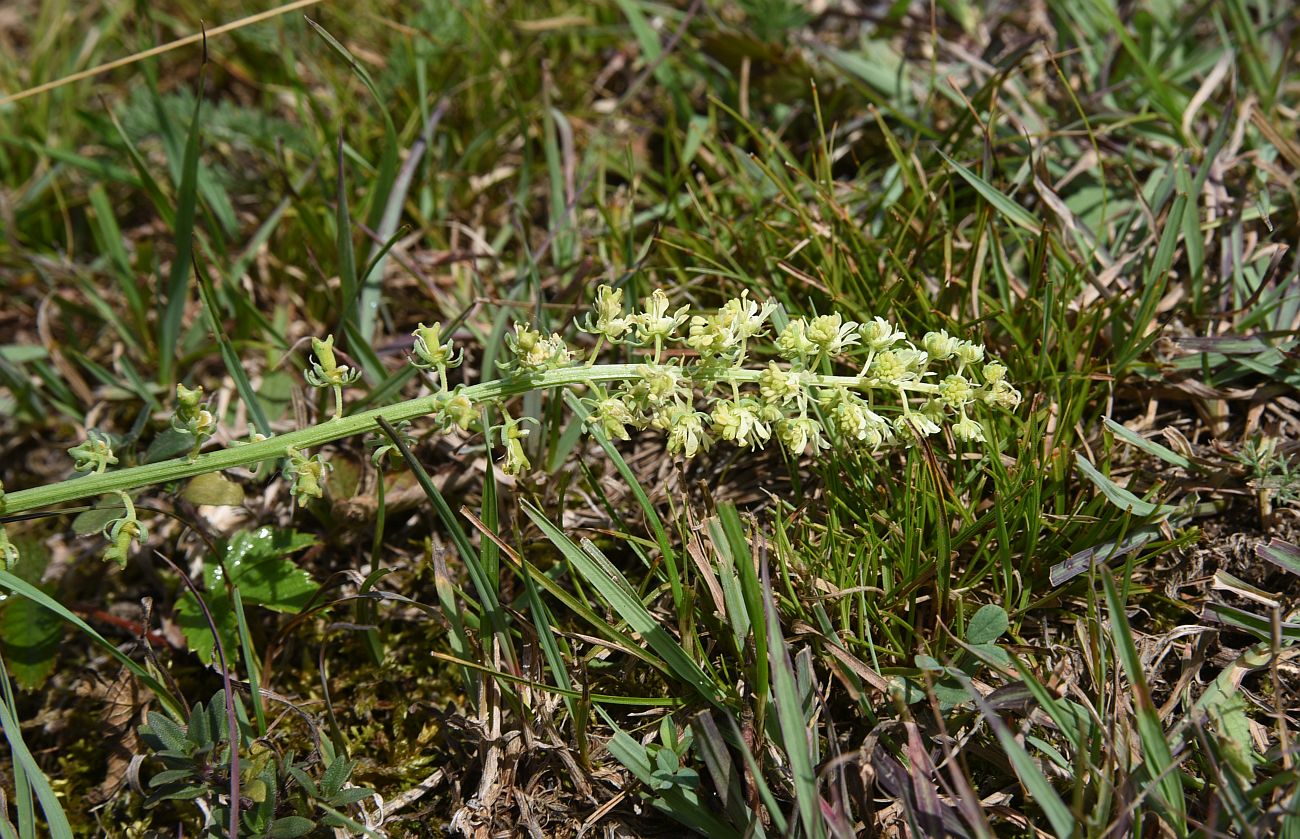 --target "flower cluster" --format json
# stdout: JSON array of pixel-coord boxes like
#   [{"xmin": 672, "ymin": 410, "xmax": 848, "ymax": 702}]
[
  {"xmin": 173, "ymin": 383, "xmax": 216, "ymax": 457},
  {"xmin": 69, "ymin": 430, "xmax": 118, "ymax": 473},
  {"xmin": 103, "ymin": 492, "xmax": 146, "ymax": 568},
  {"xmin": 284, "ymin": 447, "xmax": 330, "ymax": 507},
  {"xmin": 0, "ymin": 524, "xmax": 16, "ymax": 571},
  {"xmin": 556, "ymin": 286, "xmax": 1020, "ymax": 459},
  {"xmin": 410, "ymin": 322, "xmax": 463, "ymax": 390}
]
